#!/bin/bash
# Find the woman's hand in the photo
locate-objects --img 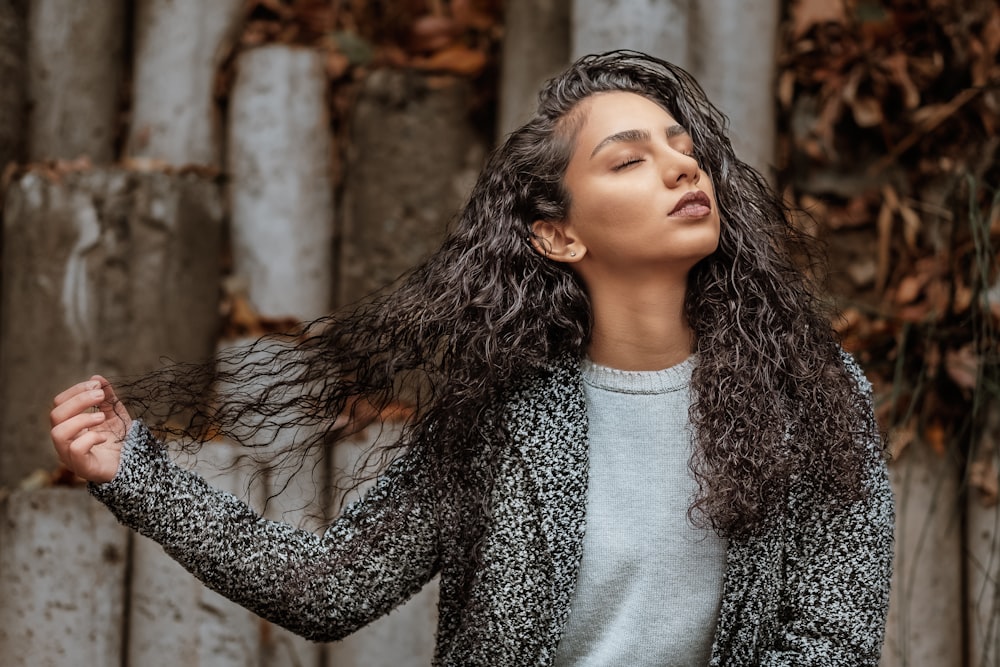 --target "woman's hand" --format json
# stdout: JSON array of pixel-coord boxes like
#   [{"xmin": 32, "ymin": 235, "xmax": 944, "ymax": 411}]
[{"xmin": 50, "ymin": 375, "xmax": 133, "ymax": 484}]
